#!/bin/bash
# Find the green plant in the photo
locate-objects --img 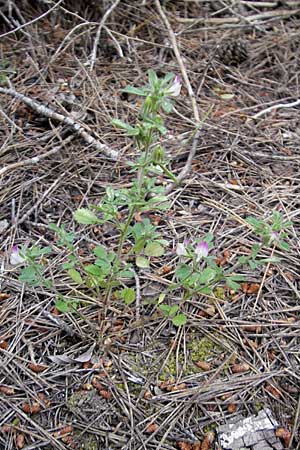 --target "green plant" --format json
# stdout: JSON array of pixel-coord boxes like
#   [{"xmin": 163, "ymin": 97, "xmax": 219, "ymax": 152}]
[
  {"xmin": 238, "ymin": 211, "xmax": 291, "ymax": 269},
  {"xmin": 16, "ymin": 70, "xmax": 185, "ymax": 319},
  {"xmin": 13, "ymin": 72, "xmax": 293, "ymax": 329},
  {"xmin": 246, "ymin": 211, "xmax": 291, "ymax": 250},
  {"xmin": 174, "ymin": 236, "xmax": 245, "ymax": 297},
  {"xmin": 16, "ymin": 245, "xmax": 52, "ymax": 289}
]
